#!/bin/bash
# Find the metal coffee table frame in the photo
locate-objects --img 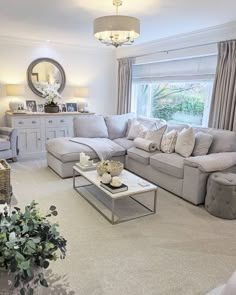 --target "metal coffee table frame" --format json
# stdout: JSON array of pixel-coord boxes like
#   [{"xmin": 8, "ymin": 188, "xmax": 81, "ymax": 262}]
[{"xmin": 73, "ymin": 167, "xmax": 157, "ymax": 225}]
